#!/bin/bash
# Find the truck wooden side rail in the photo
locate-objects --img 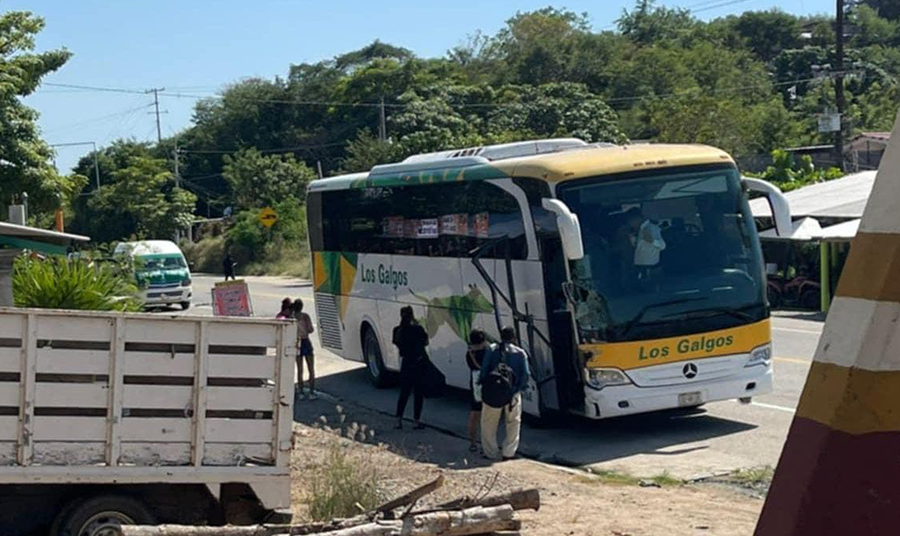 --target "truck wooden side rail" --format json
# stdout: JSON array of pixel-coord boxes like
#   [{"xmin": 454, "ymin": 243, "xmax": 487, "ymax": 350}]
[{"xmin": 0, "ymin": 308, "xmax": 297, "ymax": 536}]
